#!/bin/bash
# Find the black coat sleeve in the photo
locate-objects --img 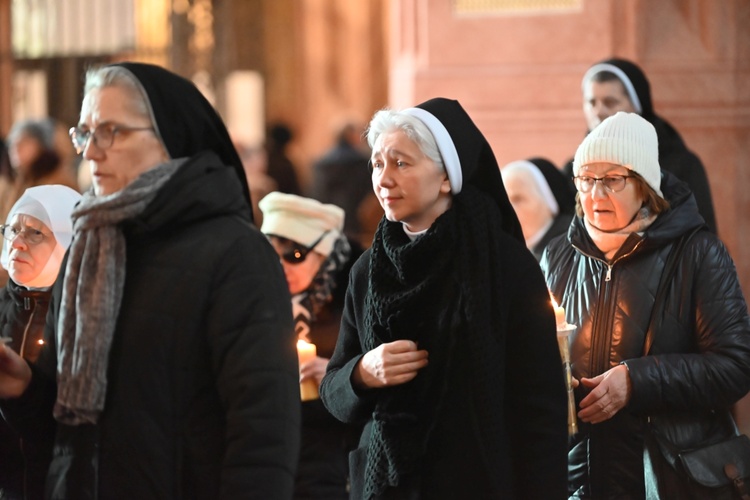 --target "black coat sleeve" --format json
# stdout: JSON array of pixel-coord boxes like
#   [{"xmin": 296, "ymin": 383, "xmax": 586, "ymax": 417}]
[
  {"xmin": 625, "ymin": 233, "xmax": 750, "ymax": 413},
  {"xmin": 319, "ymin": 251, "xmax": 378, "ymax": 425}
]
